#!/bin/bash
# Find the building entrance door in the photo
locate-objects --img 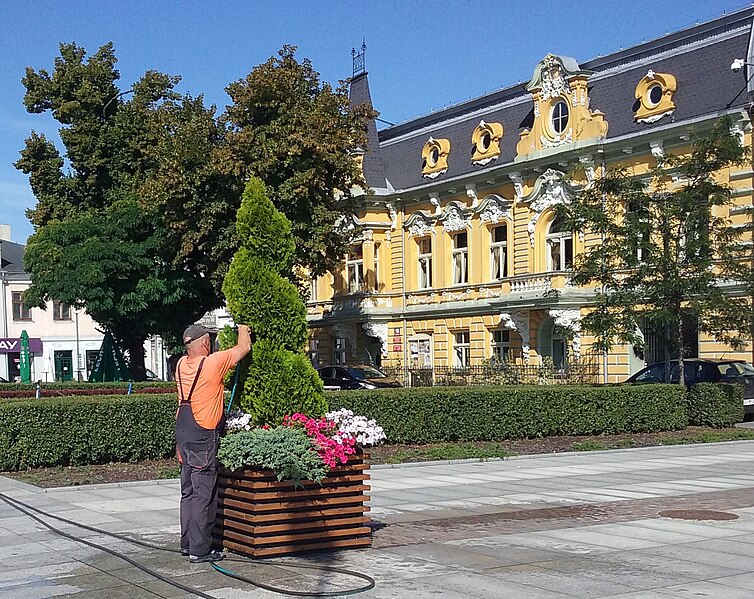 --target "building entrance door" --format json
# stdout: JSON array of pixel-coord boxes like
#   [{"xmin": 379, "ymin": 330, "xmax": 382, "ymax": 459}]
[{"xmin": 54, "ymin": 350, "xmax": 73, "ymax": 382}]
